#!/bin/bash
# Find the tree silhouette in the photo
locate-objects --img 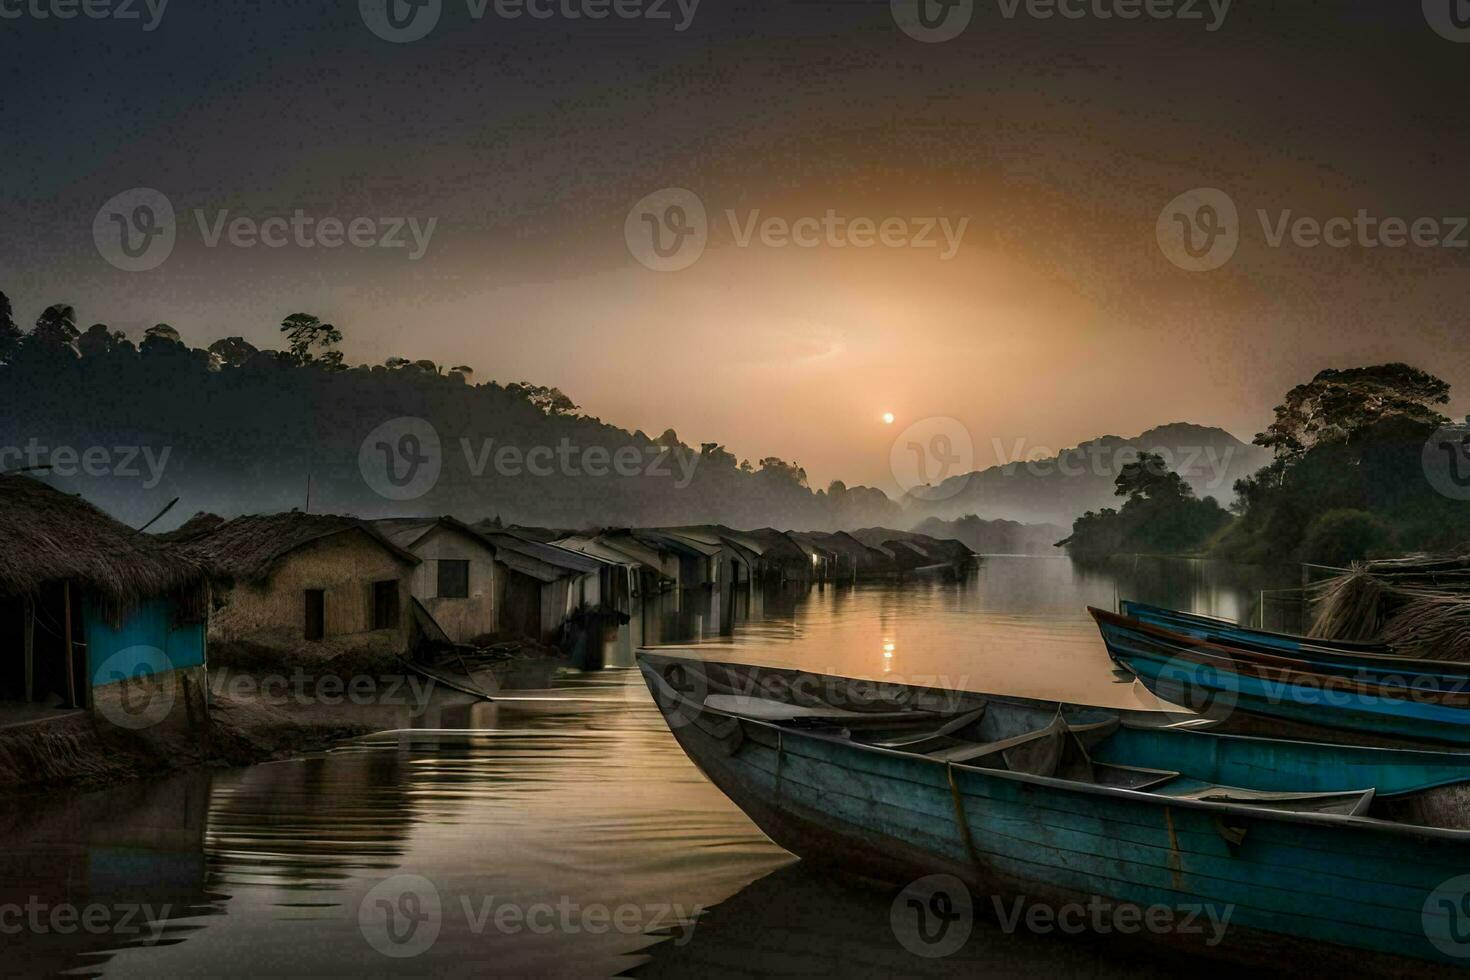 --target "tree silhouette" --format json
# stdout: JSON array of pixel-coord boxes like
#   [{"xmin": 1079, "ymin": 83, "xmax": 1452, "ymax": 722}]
[
  {"xmin": 280, "ymin": 312, "xmax": 343, "ymax": 368},
  {"xmin": 1256, "ymin": 364, "xmax": 1450, "ymax": 461},
  {"xmin": 0, "ymin": 291, "xmax": 20, "ymax": 362},
  {"xmin": 31, "ymin": 303, "xmax": 79, "ymax": 348}
]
